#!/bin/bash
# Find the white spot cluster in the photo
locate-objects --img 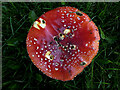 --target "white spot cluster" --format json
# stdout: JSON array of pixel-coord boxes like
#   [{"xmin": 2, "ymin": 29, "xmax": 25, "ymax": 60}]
[
  {"xmin": 58, "ymin": 8, "xmax": 87, "ymax": 36},
  {"xmin": 53, "ymin": 42, "xmax": 87, "ymax": 70},
  {"xmin": 26, "ymin": 37, "xmax": 38, "ymax": 47}
]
